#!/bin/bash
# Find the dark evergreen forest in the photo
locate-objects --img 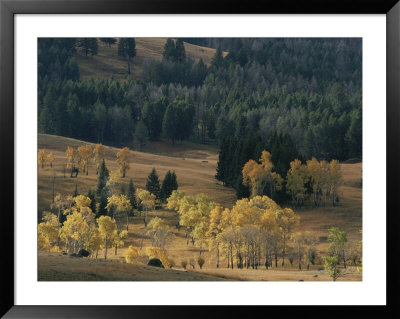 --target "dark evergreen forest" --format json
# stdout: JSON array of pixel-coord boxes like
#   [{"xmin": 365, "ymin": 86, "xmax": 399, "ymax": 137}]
[{"xmin": 38, "ymin": 37, "xmax": 362, "ymax": 163}]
